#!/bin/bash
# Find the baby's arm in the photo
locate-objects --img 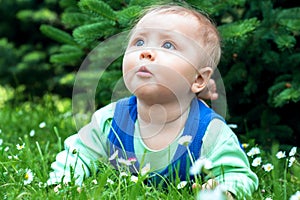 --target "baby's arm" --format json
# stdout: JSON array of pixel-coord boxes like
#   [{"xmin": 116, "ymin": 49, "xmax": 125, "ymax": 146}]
[
  {"xmin": 201, "ymin": 119, "xmax": 258, "ymax": 199},
  {"xmin": 47, "ymin": 104, "xmax": 114, "ymax": 186}
]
